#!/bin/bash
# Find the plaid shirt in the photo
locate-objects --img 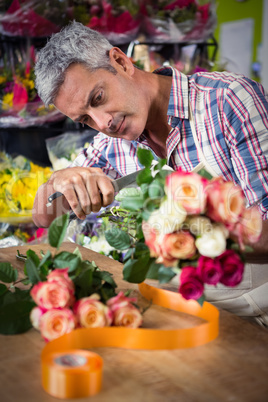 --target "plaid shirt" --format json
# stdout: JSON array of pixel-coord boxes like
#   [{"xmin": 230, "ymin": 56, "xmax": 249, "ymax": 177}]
[{"xmin": 72, "ymin": 67, "xmax": 268, "ymax": 219}]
